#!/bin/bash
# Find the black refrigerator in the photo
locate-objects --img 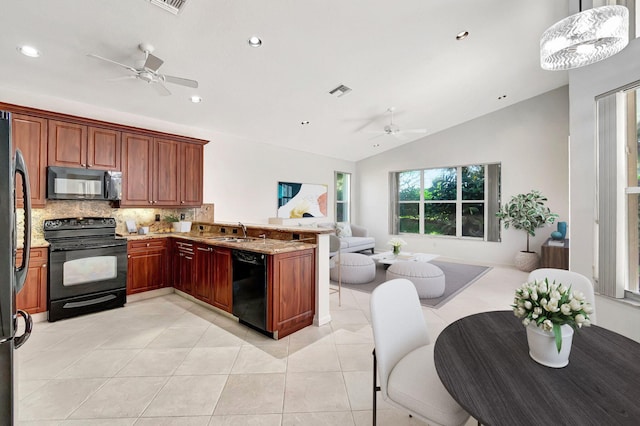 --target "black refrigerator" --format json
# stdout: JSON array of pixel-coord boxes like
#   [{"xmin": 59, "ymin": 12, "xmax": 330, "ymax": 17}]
[{"xmin": 0, "ymin": 111, "xmax": 33, "ymax": 425}]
